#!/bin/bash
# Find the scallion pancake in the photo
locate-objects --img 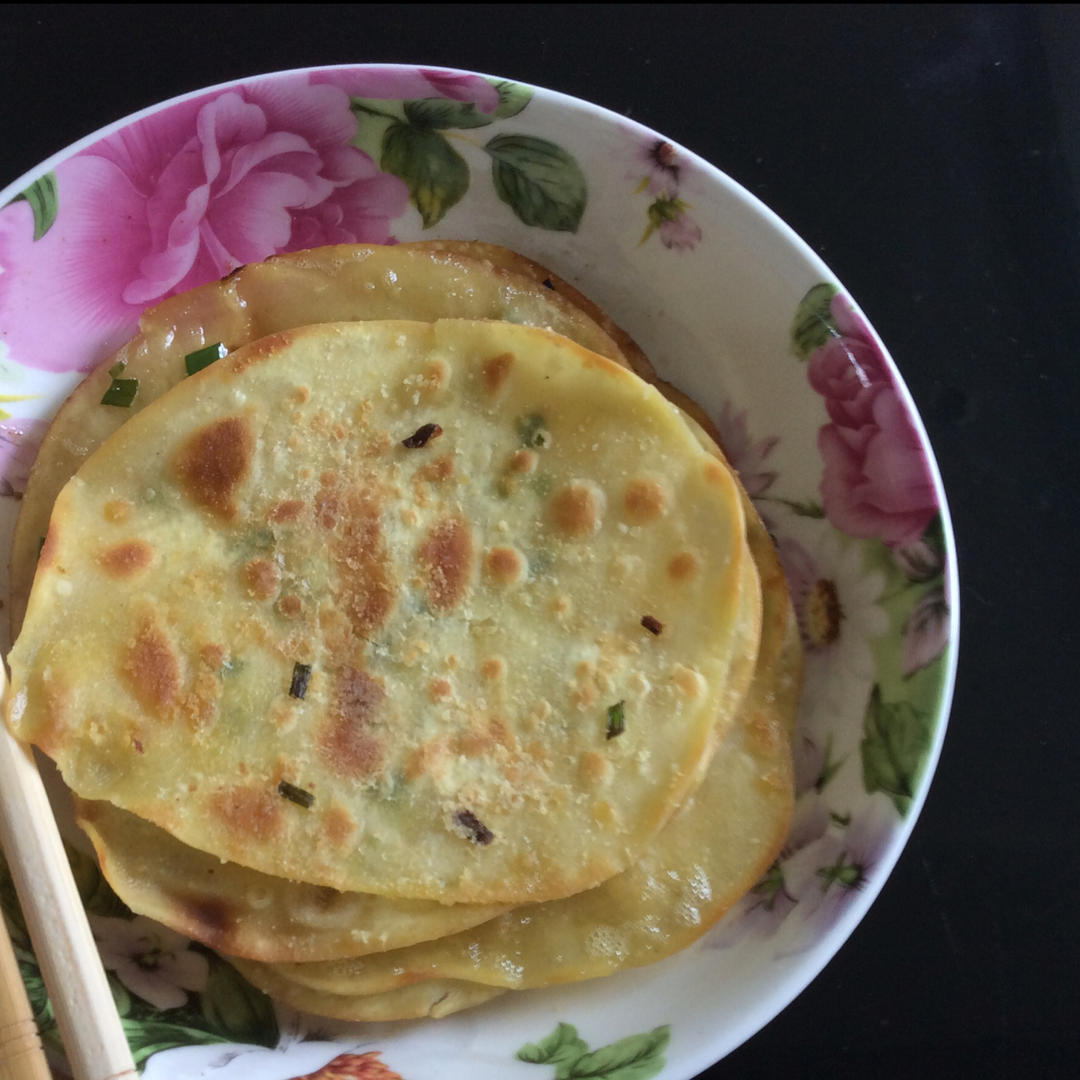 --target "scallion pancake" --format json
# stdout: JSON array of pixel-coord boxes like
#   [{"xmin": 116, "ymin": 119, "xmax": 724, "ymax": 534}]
[
  {"xmin": 9, "ymin": 242, "xmax": 630, "ymax": 635},
  {"xmin": 8, "ymin": 318, "xmax": 754, "ymax": 905},
  {"xmin": 73, "ymin": 798, "xmax": 508, "ymax": 963},
  {"xmin": 228, "ymin": 963, "xmax": 506, "ymax": 1022},
  {"xmin": 254, "ymin": 488, "xmax": 796, "ymax": 996}
]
